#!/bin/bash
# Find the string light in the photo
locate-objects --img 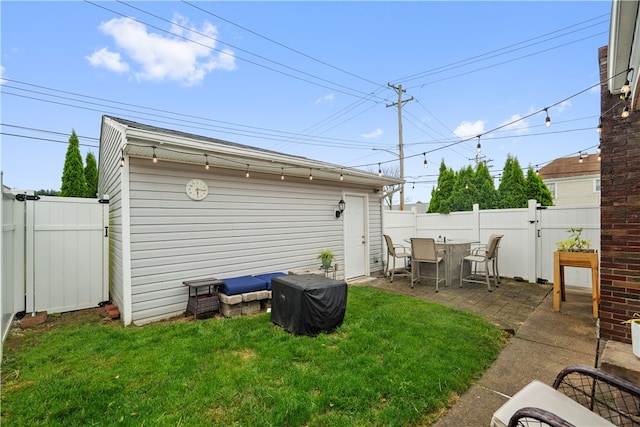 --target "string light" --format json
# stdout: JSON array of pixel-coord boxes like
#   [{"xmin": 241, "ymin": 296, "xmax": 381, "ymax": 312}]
[
  {"xmin": 578, "ymin": 152, "xmax": 584, "ymax": 163},
  {"xmin": 622, "ymin": 105, "xmax": 630, "ymax": 118},
  {"xmin": 152, "ymin": 146, "xmax": 158, "ymax": 163},
  {"xmin": 119, "ymin": 149, "xmax": 125, "ymax": 167},
  {"xmin": 378, "ymin": 163, "xmax": 382, "ymax": 177},
  {"xmin": 280, "ymin": 167, "xmax": 285, "ymax": 180},
  {"xmin": 423, "ymin": 153, "xmax": 428, "ymax": 169},
  {"xmin": 245, "ymin": 164, "xmax": 250, "ymax": 178},
  {"xmin": 535, "ymin": 165, "xmax": 539, "ymax": 175},
  {"xmin": 545, "ymin": 108, "xmax": 551, "ymax": 127},
  {"xmin": 204, "ymin": 153, "xmax": 210, "ymax": 170},
  {"xmin": 340, "ymin": 169, "xmax": 344, "ymax": 181},
  {"xmin": 476, "ymin": 135, "xmax": 481, "ymax": 153},
  {"xmin": 621, "ymin": 68, "xmax": 632, "ymax": 94},
  {"xmin": 309, "ymin": 168, "xmax": 313, "ymax": 181},
  {"xmin": 597, "ymin": 117, "xmax": 602, "ymax": 133}
]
